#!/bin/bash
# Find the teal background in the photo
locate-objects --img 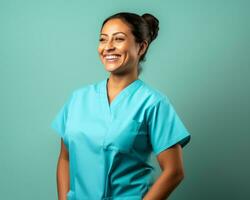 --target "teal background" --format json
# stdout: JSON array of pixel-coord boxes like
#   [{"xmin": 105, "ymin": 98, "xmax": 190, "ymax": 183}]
[{"xmin": 0, "ymin": 0, "xmax": 249, "ymax": 199}]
